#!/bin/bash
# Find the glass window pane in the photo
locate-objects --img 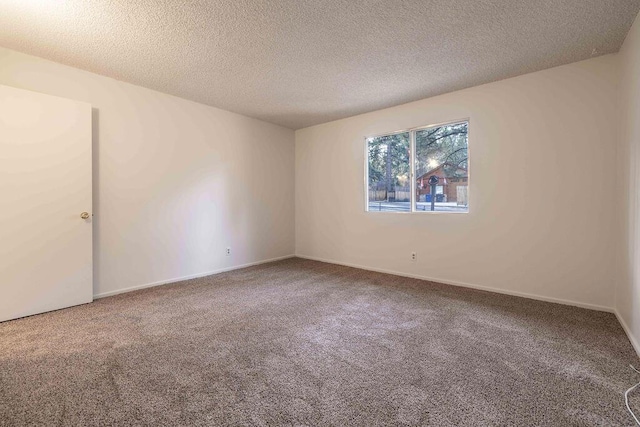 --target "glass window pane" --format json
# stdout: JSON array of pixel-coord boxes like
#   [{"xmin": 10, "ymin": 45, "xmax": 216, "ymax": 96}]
[
  {"xmin": 367, "ymin": 132, "xmax": 411, "ymax": 212},
  {"xmin": 415, "ymin": 122, "xmax": 468, "ymax": 213}
]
